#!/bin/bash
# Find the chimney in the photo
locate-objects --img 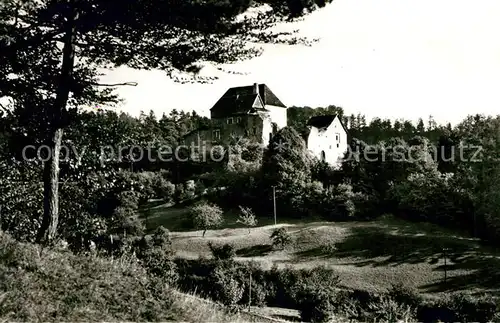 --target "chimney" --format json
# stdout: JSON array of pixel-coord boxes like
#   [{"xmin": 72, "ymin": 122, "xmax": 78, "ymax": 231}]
[{"xmin": 252, "ymin": 83, "xmax": 259, "ymax": 95}]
